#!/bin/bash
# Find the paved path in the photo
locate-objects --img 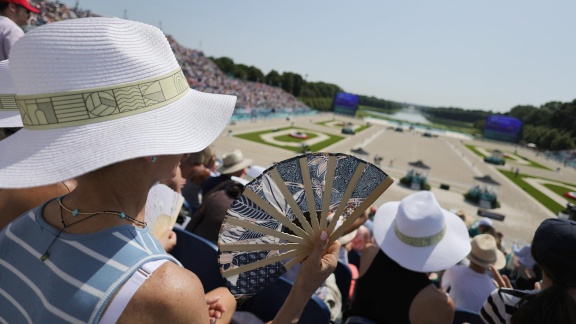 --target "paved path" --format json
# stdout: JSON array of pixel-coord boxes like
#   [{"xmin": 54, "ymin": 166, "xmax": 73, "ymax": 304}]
[{"xmin": 213, "ymin": 113, "xmax": 576, "ymax": 243}]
